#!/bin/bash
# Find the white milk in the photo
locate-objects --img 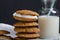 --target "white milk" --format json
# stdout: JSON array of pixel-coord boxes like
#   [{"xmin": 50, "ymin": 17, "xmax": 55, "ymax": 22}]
[{"xmin": 38, "ymin": 15, "xmax": 59, "ymax": 39}]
